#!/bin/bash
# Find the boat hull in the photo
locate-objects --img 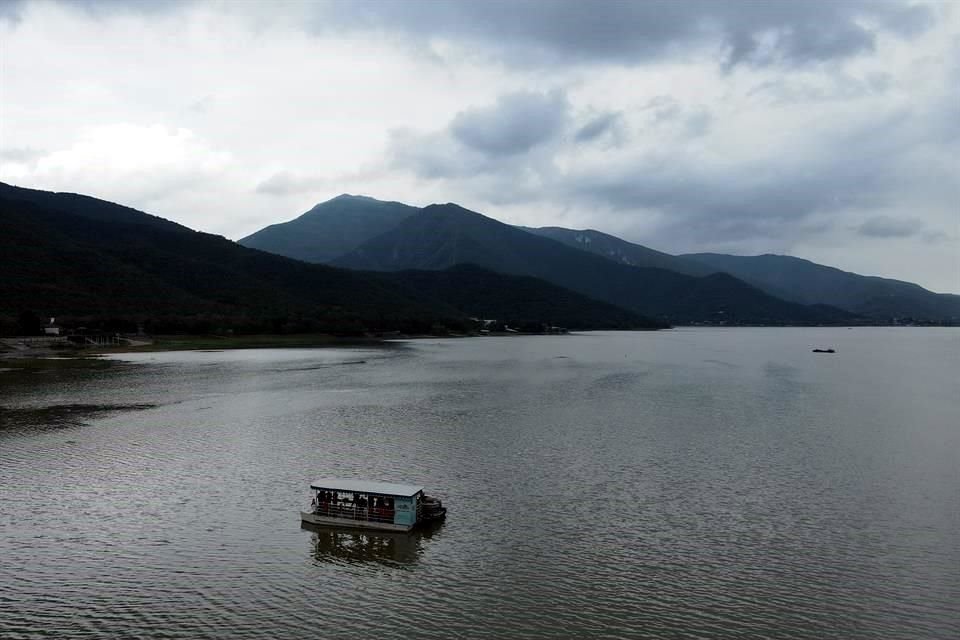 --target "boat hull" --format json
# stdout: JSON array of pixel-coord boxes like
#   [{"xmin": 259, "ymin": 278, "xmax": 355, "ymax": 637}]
[{"xmin": 300, "ymin": 511, "xmax": 415, "ymax": 532}]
